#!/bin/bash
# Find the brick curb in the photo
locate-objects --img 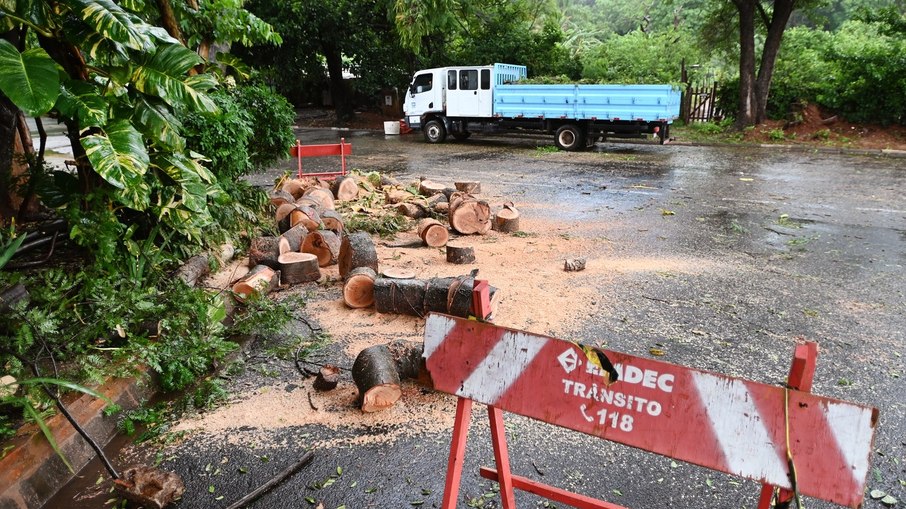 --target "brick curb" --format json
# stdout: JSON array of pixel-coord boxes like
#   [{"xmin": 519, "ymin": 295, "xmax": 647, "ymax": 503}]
[{"xmin": 0, "ymin": 369, "xmax": 156, "ymax": 509}]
